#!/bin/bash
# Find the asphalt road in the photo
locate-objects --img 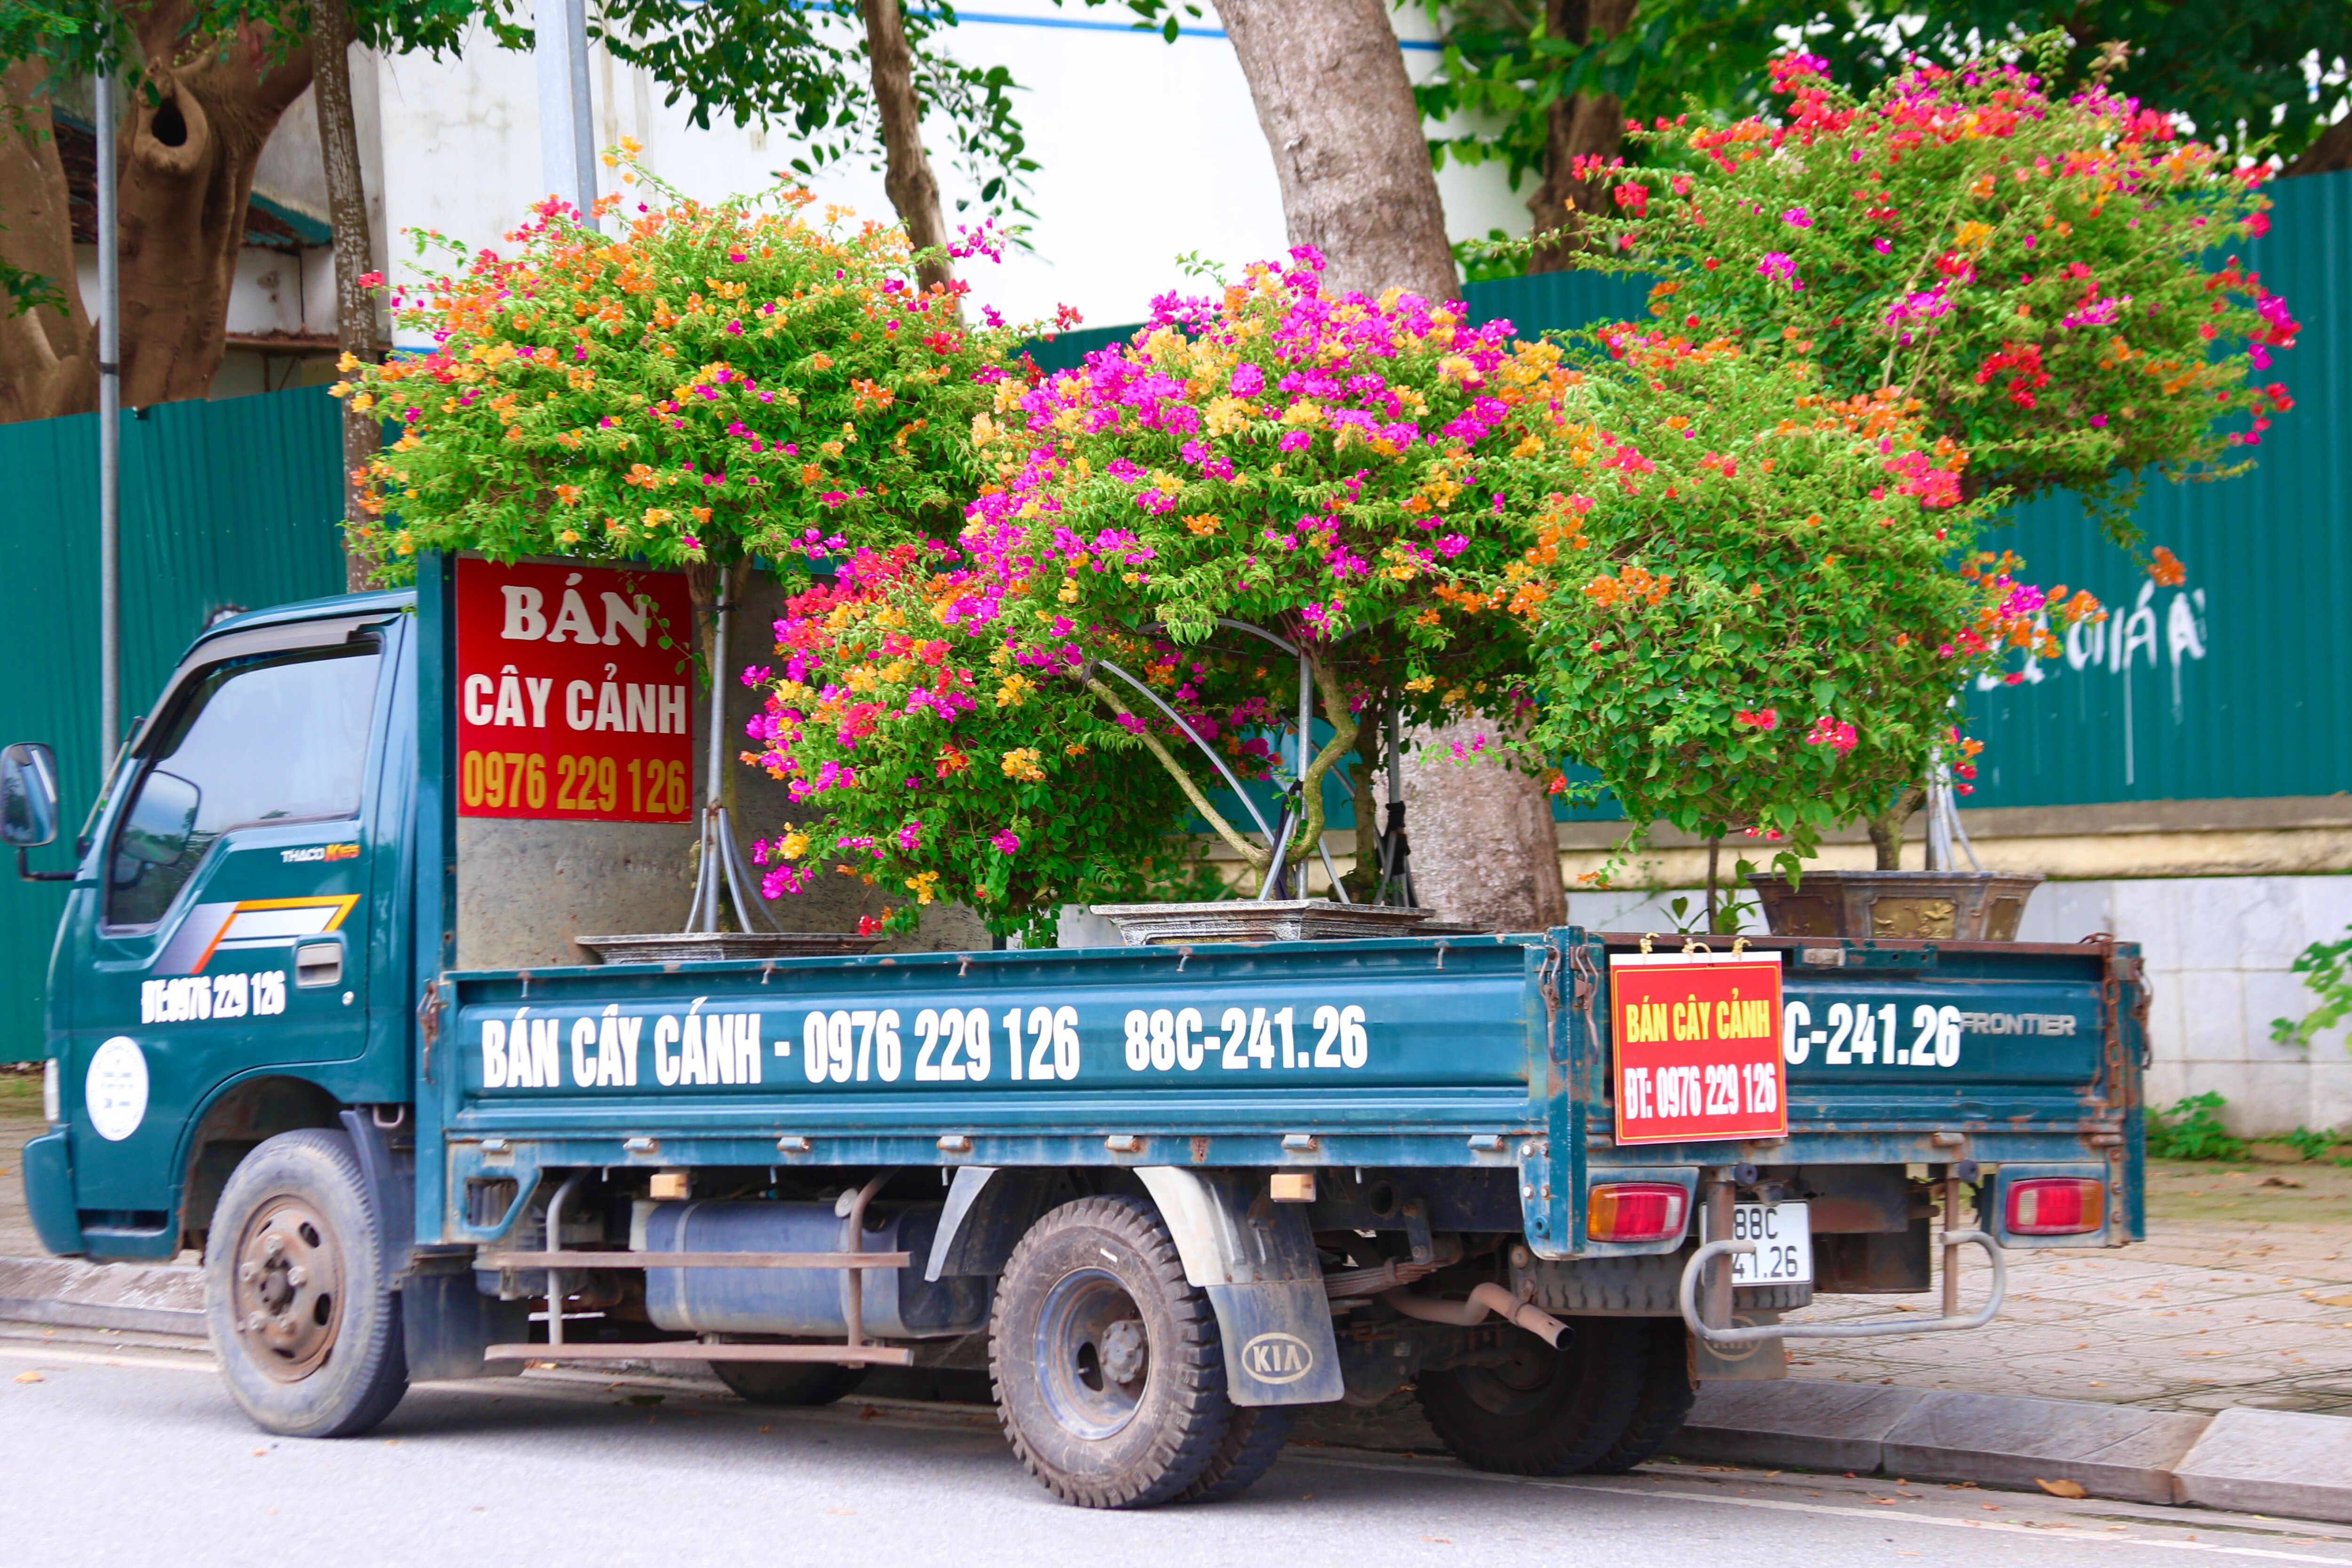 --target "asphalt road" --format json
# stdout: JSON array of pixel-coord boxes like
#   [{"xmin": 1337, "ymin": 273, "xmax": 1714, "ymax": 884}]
[{"xmin": 8, "ymin": 1329, "xmax": 2352, "ymax": 1568}]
